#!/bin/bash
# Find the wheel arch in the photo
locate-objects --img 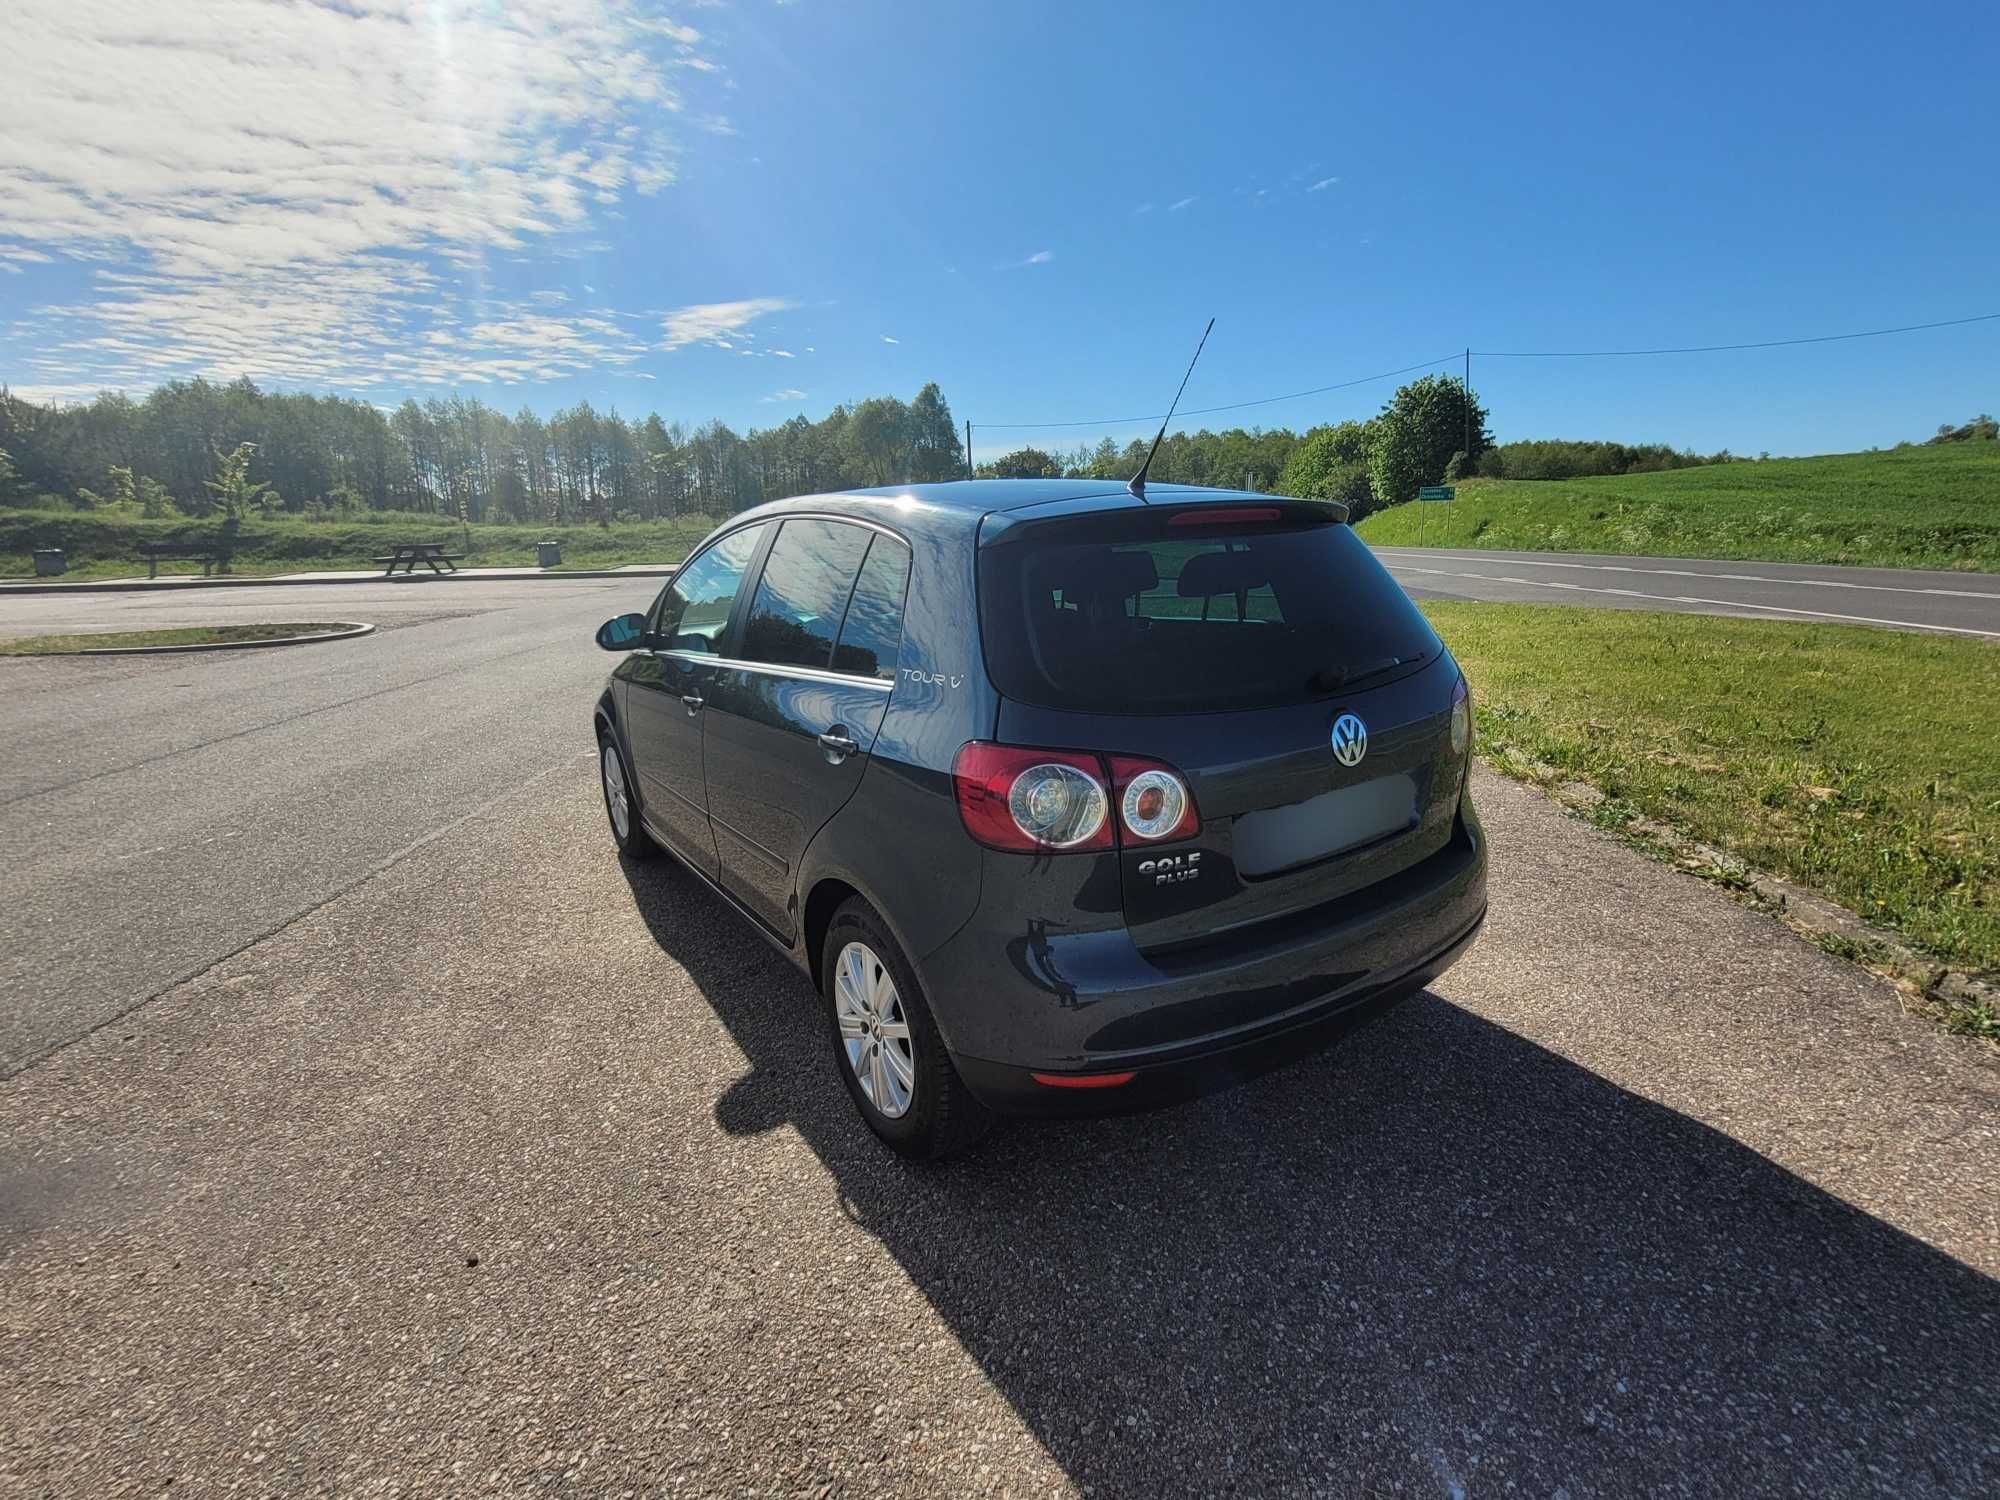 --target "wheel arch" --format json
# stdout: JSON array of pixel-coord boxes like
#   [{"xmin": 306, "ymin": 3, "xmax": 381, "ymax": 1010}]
[{"xmin": 801, "ymin": 876, "xmax": 861, "ymax": 994}]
